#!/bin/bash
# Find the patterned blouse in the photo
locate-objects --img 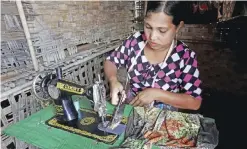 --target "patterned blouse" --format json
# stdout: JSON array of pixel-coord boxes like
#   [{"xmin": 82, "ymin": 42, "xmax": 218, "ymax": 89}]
[{"xmin": 106, "ymin": 31, "xmax": 202, "ymax": 109}]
